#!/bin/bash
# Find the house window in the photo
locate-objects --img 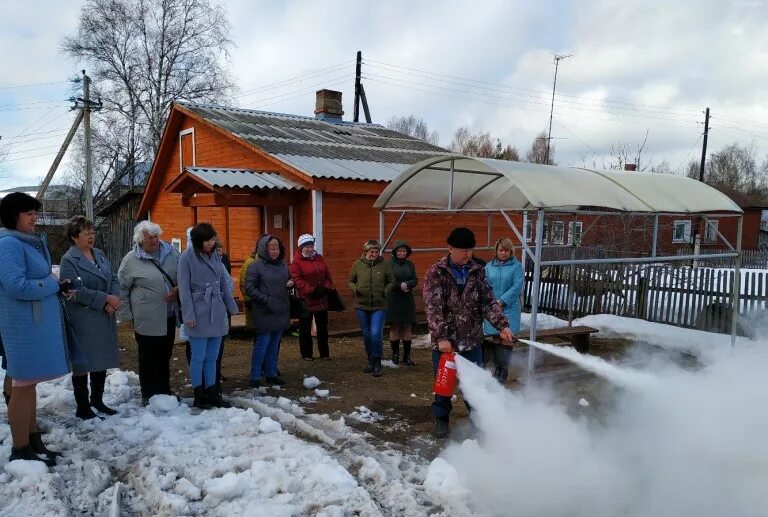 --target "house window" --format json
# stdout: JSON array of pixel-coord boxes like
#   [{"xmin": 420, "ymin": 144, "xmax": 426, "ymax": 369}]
[
  {"xmin": 673, "ymin": 220, "xmax": 692, "ymax": 243},
  {"xmin": 179, "ymin": 128, "xmax": 195, "ymax": 173},
  {"xmin": 704, "ymin": 220, "xmax": 719, "ymax": 243},
  {"xmin": 551, "ymin": 221, "xmax": 565, "ymax": 245},
  {"xmin": 568, "ymin": 221, "xmax": 583, "ymax": 245}
]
